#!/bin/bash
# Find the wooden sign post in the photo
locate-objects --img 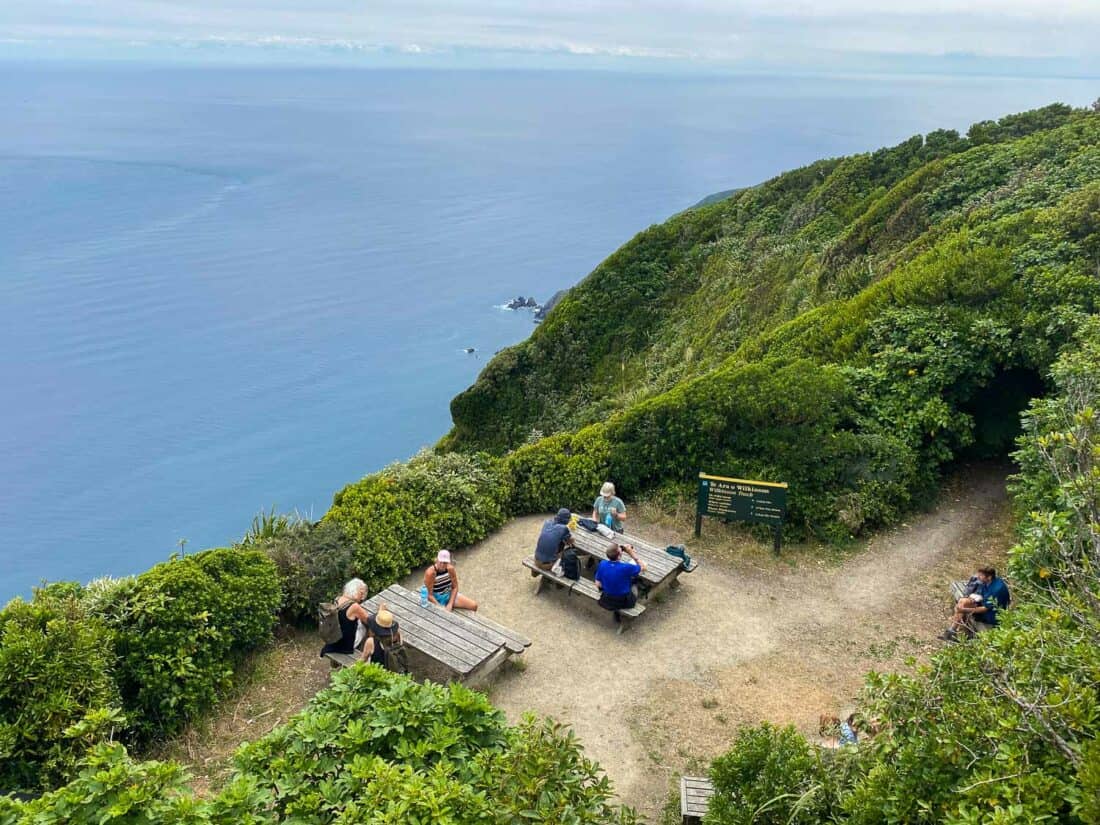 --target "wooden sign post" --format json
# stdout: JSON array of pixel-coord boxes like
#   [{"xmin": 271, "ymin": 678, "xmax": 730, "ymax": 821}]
[{"xmin": 695, "ymin": 473, "xmax": 788, "ymax": 553}]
